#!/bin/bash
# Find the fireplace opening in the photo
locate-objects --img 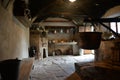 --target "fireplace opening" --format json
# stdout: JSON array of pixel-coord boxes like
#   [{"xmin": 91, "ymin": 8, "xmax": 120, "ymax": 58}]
[{"xmin": 43, "ymin": 48, "xmax": 46, "ymax": 58}]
